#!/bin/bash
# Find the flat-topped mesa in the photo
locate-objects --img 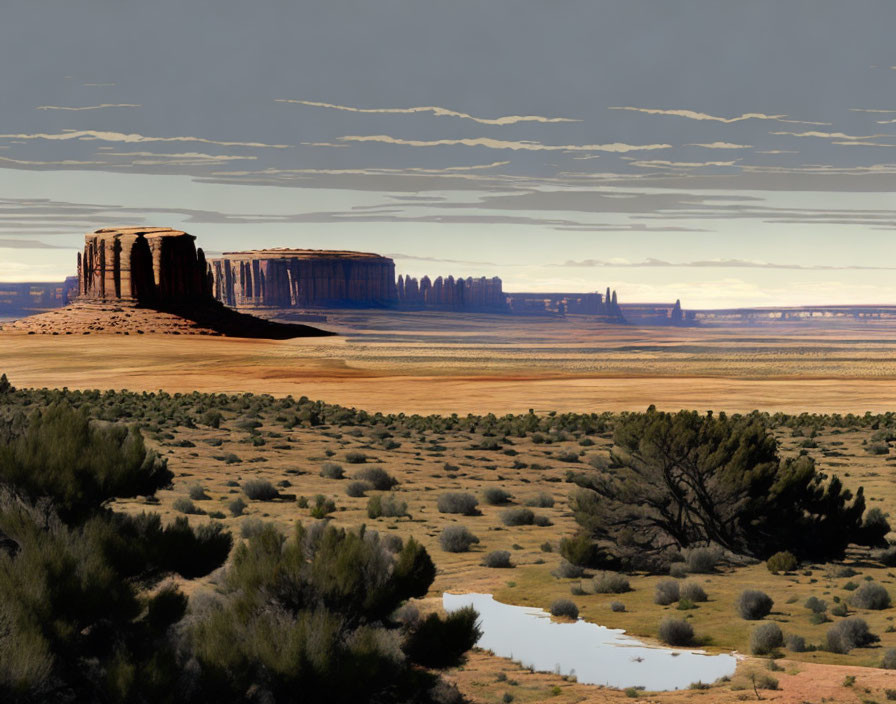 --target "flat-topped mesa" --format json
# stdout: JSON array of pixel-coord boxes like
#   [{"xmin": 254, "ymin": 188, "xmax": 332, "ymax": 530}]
[
  {"xmin": 397, "ymin": 274, "xmax": 507, "ymax": 311},
  {"xmin": 210, "ymin": 249, "xmax": 397, "ymax": 308},
  {"xmin": 77, "ymin": 227, "xmax": 213, "ymax": 305}
]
